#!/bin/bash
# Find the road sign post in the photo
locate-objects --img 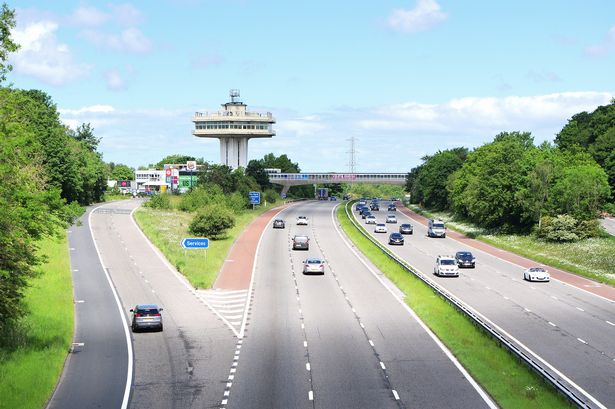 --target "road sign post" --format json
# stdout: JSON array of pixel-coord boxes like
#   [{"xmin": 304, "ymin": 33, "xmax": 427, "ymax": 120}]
[{"xmin": 249, "ymin": 191, "xmax": 261, "ymax": 210}]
